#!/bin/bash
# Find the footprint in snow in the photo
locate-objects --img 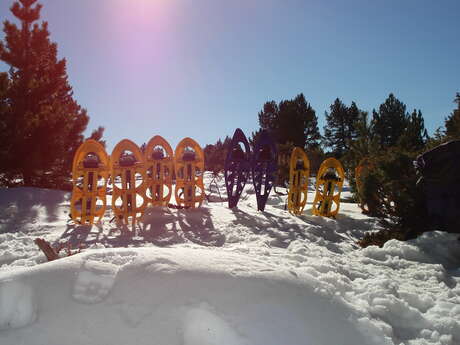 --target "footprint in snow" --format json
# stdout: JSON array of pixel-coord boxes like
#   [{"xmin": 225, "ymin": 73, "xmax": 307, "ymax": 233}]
[
  {"xmin": 72, "ymin": 259, "xmax": 119, "ymax": 304},
  {"xmin": 144, "ymin": 257, "xmax": 180, "ymax": 274}
]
